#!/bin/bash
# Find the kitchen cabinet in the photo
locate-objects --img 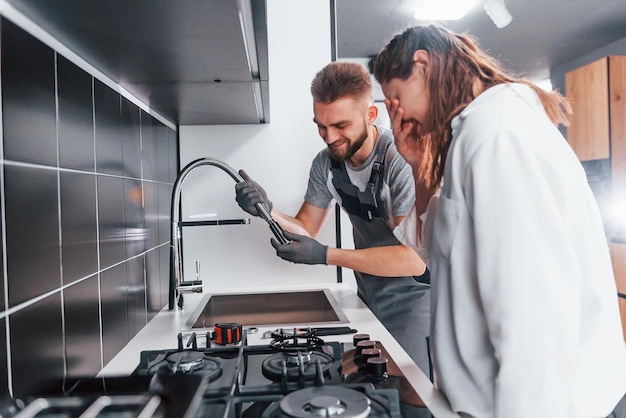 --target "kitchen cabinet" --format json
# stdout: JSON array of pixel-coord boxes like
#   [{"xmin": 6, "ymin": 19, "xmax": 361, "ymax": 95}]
[
  {"xmin": 565, "ymin": 56, "xmax": 626, "ymax": 162},
  {"xmin": 610, "ymin": 57, "xmax": 626, "ymax": 196}
]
